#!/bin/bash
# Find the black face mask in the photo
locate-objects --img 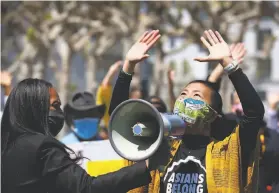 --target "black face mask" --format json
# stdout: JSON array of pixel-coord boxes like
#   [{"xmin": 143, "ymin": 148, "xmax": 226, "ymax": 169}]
[{"xmin": 48, "ymin": 109, "xmax": 65, "ymax": 137}]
